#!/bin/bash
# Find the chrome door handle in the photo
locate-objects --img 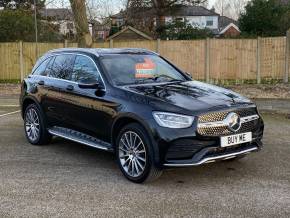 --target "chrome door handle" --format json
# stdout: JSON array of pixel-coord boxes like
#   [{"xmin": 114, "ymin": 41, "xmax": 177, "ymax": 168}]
[
  {"xmin": 38, "ymin": 80, "xmax": 44, "ymax": 85},
  {"xmin": 66, "ymin": 85, "xmax": 74, "ymax": 91}
]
